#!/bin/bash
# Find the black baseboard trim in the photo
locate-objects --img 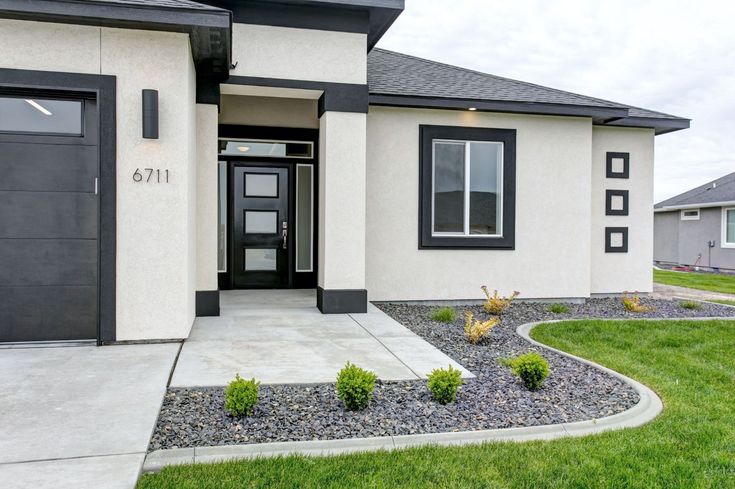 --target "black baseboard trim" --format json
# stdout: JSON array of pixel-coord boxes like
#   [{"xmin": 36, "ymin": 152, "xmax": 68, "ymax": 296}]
[
  {"xmin": 195, "ymin": 290, "xmax": 220, "ymax": 317},
  {"xmin": 317, "ymin": 287, "xmax": 367, "ymax": 314}
]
